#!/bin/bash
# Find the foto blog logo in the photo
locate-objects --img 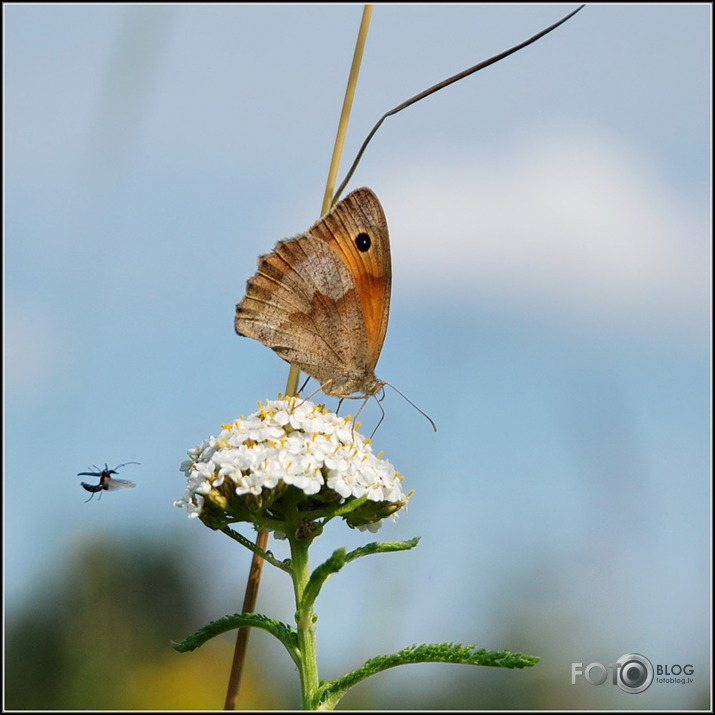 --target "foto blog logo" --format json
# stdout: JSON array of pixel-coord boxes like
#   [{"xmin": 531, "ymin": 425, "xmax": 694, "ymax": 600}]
[
  {"xmin": 571, "ymin": 653, "xmax": 696, "ymax": 693},
  {"xmin": 571, "ymin": 653, "xmax": 654, "ymax": 694}
]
